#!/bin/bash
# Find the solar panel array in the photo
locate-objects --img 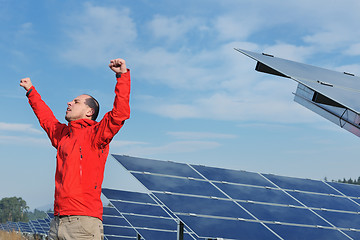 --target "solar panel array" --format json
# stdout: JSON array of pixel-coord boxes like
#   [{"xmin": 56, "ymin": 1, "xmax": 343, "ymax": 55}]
[
  {"xmin": 0, "ymin": 216, "xmax": 50, "ymax": 235},
  {"xmin": 3, "ymin": 154, "xmax": 360, "ymax": 239},
  {"xmin": 109, "ymin": 154, "xmax": 360, "ymax": 240}
]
